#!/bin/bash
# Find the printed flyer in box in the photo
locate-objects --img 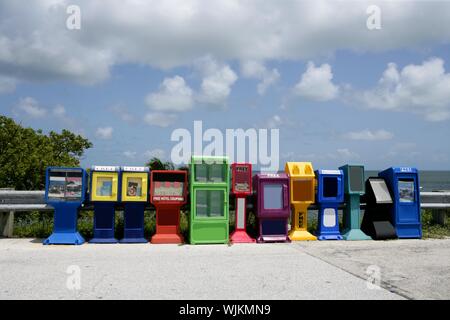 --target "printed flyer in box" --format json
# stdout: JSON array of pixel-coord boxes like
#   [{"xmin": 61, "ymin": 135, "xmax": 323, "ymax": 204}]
[
  {"xmin": 48, "ymin": 176, "xmax": 66, "ymax": 199},
  {"xmin": 65, "ymin": 177, "xmax": 82, "ymax": 199}
]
